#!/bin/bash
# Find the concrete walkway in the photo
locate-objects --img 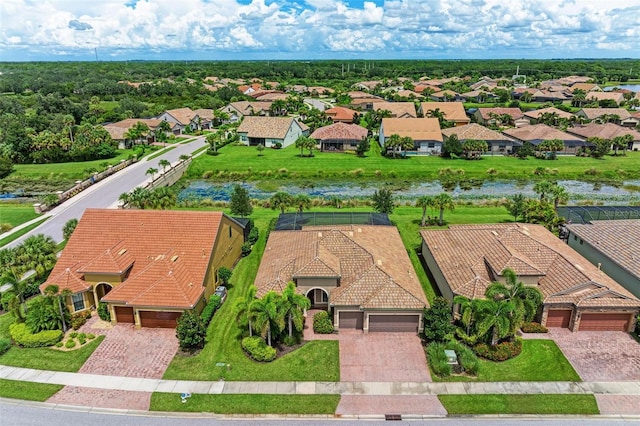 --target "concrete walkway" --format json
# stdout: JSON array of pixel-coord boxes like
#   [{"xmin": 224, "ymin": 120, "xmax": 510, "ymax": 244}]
[{"xmin": 2, "ymin": 365, "xmax": 639, "ymax": 396}]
